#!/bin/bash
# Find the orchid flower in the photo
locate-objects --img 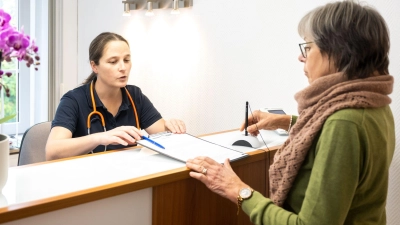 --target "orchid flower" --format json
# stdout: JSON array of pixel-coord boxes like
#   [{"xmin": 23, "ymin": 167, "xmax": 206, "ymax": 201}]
[
  {"xmin": 0, "ymin": 8, "xmax": 40, "ymax": 82},
  {"xmin": 0, "ymin": 8, "xmax": 40, "ymax": 102},
  {"xmin": 0, "ymin": 9, "xmax": 11, "ymax": 28},
  {"xmin": 7, "ymin": 27, "xmax": 30, "ymax": 51}
]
